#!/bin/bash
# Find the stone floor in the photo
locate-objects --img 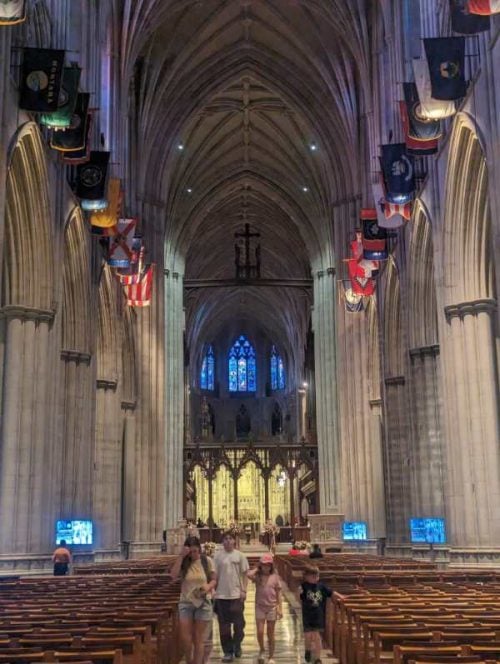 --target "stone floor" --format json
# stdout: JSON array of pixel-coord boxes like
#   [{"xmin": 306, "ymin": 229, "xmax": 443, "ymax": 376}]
[{"xmin": 207, "ymin": 582, "xmax": 336, "ymax": 664}]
